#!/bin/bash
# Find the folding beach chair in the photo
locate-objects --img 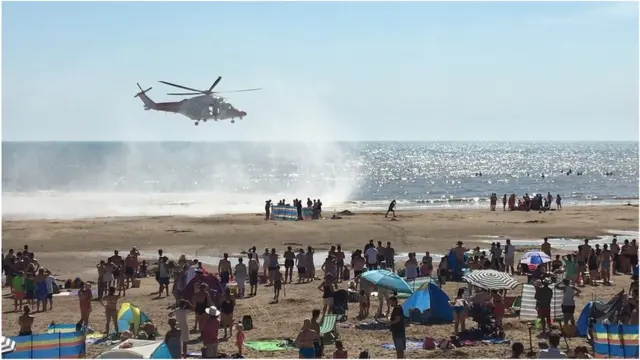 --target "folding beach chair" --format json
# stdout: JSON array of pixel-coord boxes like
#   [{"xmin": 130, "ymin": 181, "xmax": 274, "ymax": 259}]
[{"xmin": 319, "ymin": 314, "xmax": 339, "ymax": 344}]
